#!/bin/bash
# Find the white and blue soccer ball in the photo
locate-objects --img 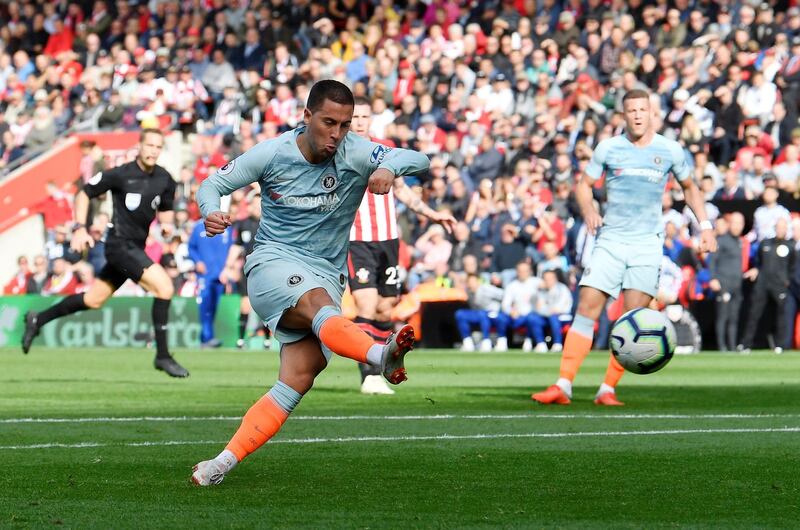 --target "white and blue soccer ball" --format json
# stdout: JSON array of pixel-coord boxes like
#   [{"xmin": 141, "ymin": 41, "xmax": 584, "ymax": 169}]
[{"xmin": 610, "ymin": 308, "xmax": 677, "ymax": 375}]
